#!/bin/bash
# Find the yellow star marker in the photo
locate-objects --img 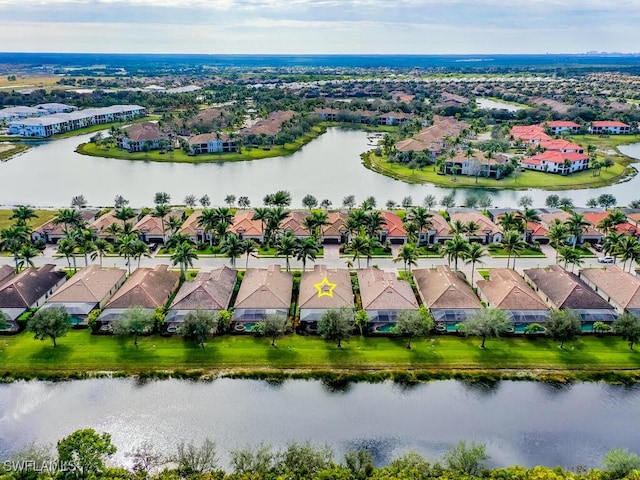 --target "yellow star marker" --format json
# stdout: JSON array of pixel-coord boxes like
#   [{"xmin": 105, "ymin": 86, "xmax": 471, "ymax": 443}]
[{"xmin": 314, "ymin": 276, "xmax": 337, "ymax": 298}]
